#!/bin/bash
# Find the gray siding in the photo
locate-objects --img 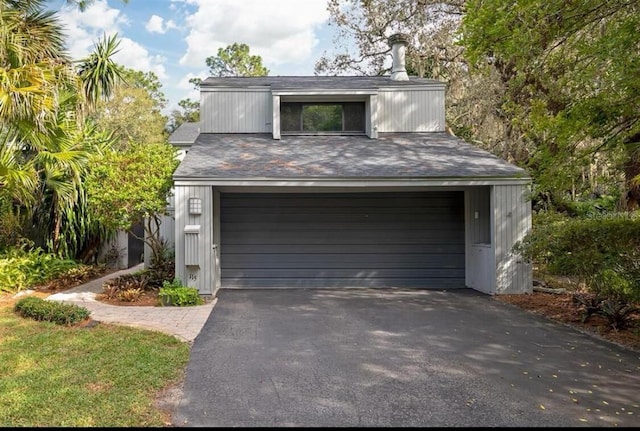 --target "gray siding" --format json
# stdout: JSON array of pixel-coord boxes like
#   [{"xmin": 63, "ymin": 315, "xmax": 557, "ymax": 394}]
[
  {"xmin": 200, "ymin": 90, "xmax": 271, "ymax": 133},
  {"xmin": 220, "ymin": 191, "xmax": 465, "ymax": 288},
  {"xmin": 174, "ymin": 185, "xmax": 214, "ymax": 294},
  {"xmin": 493, "ymin": 184, "xmax": 532, "ymax": 294},
  {"xmin": 377, "ymin": 89, "xmax": 445, "ymax": 132},
  {"xmin": 199, "ymin": 87, "xmax": 445, "ymax": 134}
]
